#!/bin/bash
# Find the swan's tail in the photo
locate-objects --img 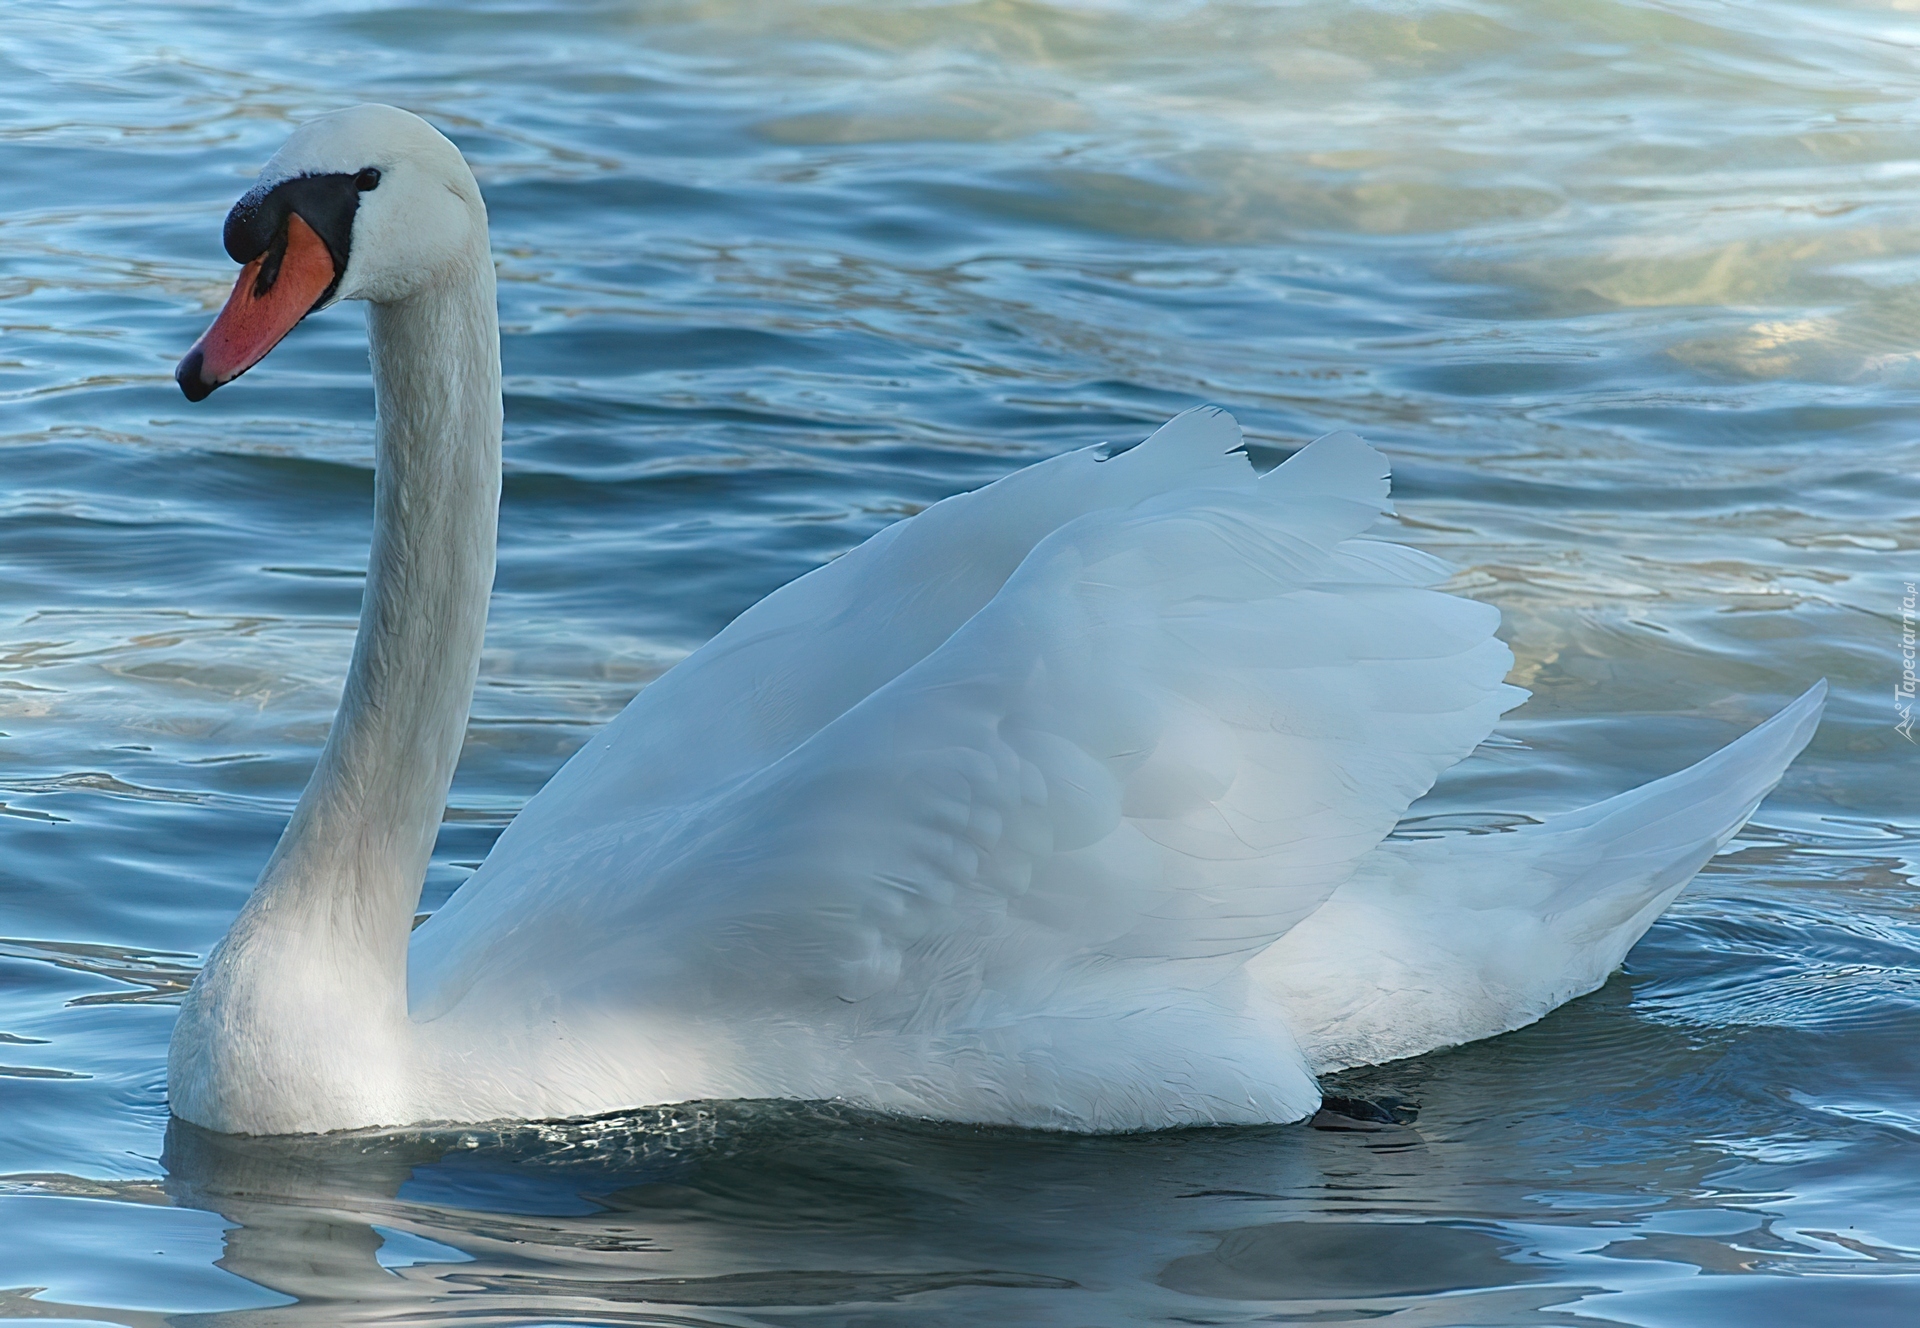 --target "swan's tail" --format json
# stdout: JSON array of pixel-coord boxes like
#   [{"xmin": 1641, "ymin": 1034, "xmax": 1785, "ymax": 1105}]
[{"xmin": 1251, "ymin": 681, "xmax": 1827, "ymax": 1073}]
